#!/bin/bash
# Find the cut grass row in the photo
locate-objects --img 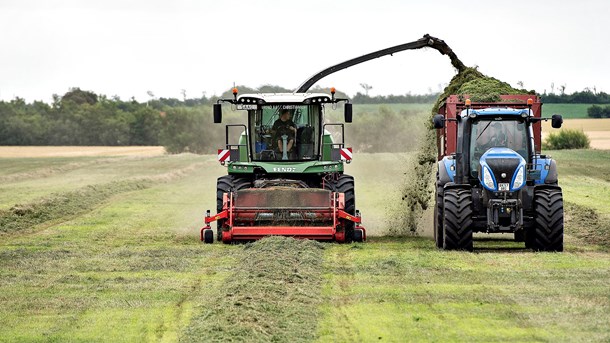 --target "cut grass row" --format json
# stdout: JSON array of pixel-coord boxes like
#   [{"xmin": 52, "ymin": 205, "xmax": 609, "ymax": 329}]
[
  {"xmin": 182, "ymin": 237, "xmax": 324, "ymax": 342},
  {"xmin": 0, "ymin": 154, "xmax": 208, "ymax": 209}
]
